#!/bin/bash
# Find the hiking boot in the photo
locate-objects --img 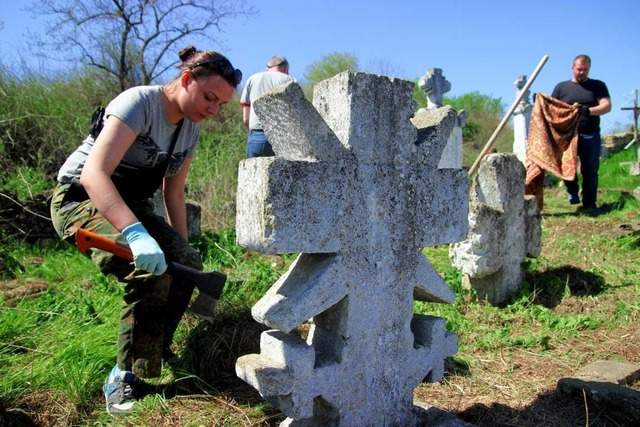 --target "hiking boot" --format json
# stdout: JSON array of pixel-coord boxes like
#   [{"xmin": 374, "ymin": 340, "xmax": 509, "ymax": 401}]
[
  {"xmin": 568, "ymin": 193, "xmax": 580, "ymax": 205},
  {"xmin": 103, "ymin": 365, "xmax": 138, "ymax": 415}
]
